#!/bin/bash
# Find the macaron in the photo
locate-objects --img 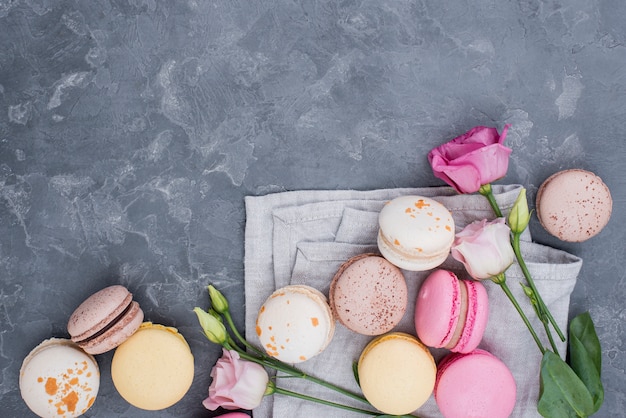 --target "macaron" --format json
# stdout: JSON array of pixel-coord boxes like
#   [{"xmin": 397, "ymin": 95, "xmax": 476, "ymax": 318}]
[
  {"xmin": 435, "ymin": 349, "xmax": 516, "ymax": 418},
  {"xmin": 67, "ymin": 285, "xmax": 144, "ymax": 355},
  {"xmin": 378, "ymin": 195, "xmax": 455, "ymax": 271},
  {"xmin": 357, "ymin": 332, "xmax": 436, "ymax": 415},
  {"xmin": 329, "ymin": 254, "xmax": 407, "ymax": 336},
  {"xmin": 20, "ymin": 338, "xmax": 100, "ymax": 418},
  {"xmin": 256, "ymin": 285, "xmax": 335, "ymax": 363},
  {"xmin": 536, "ymin": 169, "xmax": 612, "ymax": 242},
  {"xmin": 111, "ymin": 322, "xmax": 194, "ymax": 410},
  {"xmin": 415, "ymin": 269, "xmax": 489, "ymax": 353}
]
